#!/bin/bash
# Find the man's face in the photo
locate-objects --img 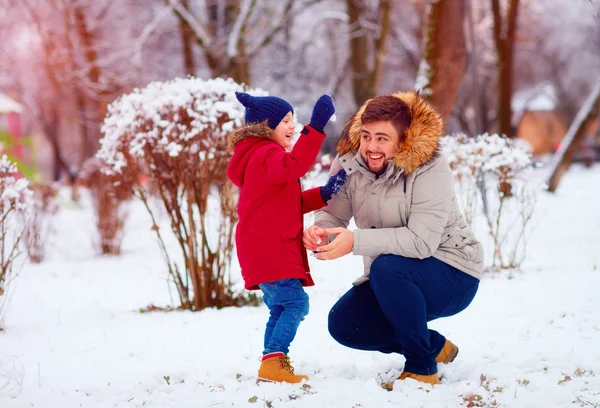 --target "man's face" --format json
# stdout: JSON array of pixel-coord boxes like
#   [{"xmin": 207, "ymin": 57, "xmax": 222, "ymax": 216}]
[{"xmin": 359, "ymin": 120, "xmax": 400, "ymax": 174}]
